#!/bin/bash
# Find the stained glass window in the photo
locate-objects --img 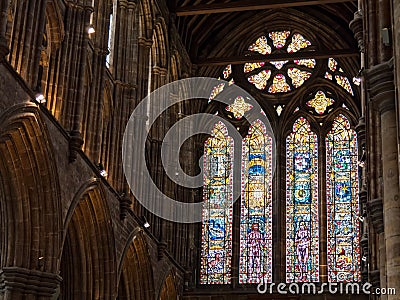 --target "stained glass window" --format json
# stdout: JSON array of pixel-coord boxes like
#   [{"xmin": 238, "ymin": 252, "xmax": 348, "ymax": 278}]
[
  {"xmin": 286, "ymin": 117, "xmax": 319, "ymax": 282},
  {"xmin": 295, "ymin": 59, "xmax": 316, "ymax": 69},
  {"xmin": 270, "ymin": 60, "xmax": 288, "ymax": 70},
  {"xmin": 245, "ymin": 31, "xmax": 315, "ymax": 92},
  {"xmin": 326, "ymin": 58, "xmax": 355, "ymax": 95},
  {"xmin": 328, "ymin": 58, "xmax": 338, "ymax": 72},
  {"xmin": 269, "ymin": 31, "xmax": 290, "ymax": 49},
  {"xmin": 249, "ymin": 36, "xmax": 271, "ymax": 55},
  {"xmin": 306, "ymin": 91, "xmax": 335, "ymax": 114},
  {"xmin": 239, "ymin": 120, "xmax": 273, "ymax": 284},
  {"xmin": 200, "ymin": 122, "xmax": 234, "ymax": 284},
  {"xmin": 223, "ymin": 65, "xmax": 232, "ymax": 79},
  {"xmin": 287, "ymin": 68, "xmax": 312, "ymax": 88},
  {"xmin": 225, "ymin": 96, "xmax": 253, "ymax": 120},
  {"xmin": 326, "ymin": 114, "xmax": 360, "ymax": 282},
  {"xmin": 287, "ymin": 33, "xmax": 312, "ymax": 53},
  {"xmin": 248, "ymin": 70, "xmax": 271, "ymax": 90},
  {"xmin": 269, "ymin": 74, "xmax": 291, "ymax": 93},
  {"xmin": 209, "ymin": 83, "xmax": 225, "ymax": 102},
  {"xmin": 244, "ymin": 62, "xmax": 265, "ymax": 73},
  {"xmin": 335, "ymin": 75, "xmax": 354, "ymax": 96}
]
